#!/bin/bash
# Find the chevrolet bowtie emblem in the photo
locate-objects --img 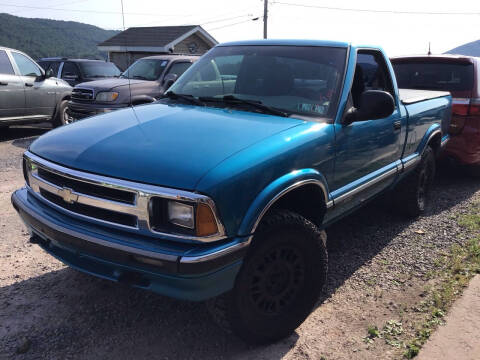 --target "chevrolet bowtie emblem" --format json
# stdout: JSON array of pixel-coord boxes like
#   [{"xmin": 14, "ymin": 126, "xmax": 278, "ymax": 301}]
[{"xmin": 58, "ymin": 187, "xmax": 78, "ymax": 204}]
